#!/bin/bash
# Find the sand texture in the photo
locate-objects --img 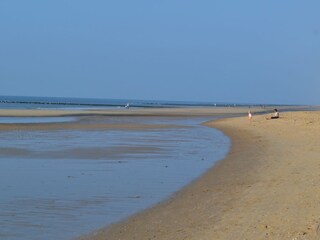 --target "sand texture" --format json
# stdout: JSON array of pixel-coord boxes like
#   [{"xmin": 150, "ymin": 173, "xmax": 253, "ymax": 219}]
[{"xmin": 77, "ymin": 111, "xmax": 320, "ymax": 240}]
